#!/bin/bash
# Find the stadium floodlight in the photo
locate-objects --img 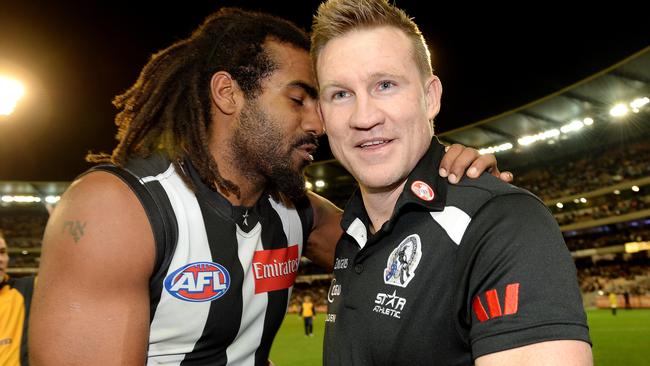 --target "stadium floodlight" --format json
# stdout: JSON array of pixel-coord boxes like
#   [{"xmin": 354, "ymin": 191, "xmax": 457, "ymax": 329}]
[
  {"xmin": 45, "ymin": 195, "xmax": 61, "ymax": 204},
  {"xmin": 479, "ymin": 142, "xmax": 513, "ymax": 155},
  {"xmin": 518, "ymin": 129, "xmax": 560, "ymax": 146},
  {"xmin": 556, "ymin": 202, "xmax": 564, "ymax": 209},
  {"xmin": 583, "ymin": 117, "xmax": 594, "ymax": 125},
  {"xmin": 0, "ymin": 76, "xmax": 25, "ymax": 116},
  {"xmin": 560, "ymin": 120, "xmax": 584, "ymax": 134},
  {"xmin": 579, "ymin": 197, "xmax": 587, "ymax": 203},
  {"xmin": 305, "ymin": 181, "xmax": 313, "ymax": 190},
  {"xmin": 3, "ymin": 195, "xmax": 41, "ymax": 203},
  {"xmin": 315, "ymin": 180, "xmax": 326, "ymax": 188},
  {"xmin": 630, "ymin": 96, "xmax": 649, "ymax": 113},
  {"xmin": 631, "ymin": 186, "xmax": 640, "ymax": 192},
  {"xmin": 609, "ymin": 103, "xmax": 628, "ymax": 117},
  {"xmin": 613, "ymin": 189, "xmax": 621, "ymax": 195}
]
